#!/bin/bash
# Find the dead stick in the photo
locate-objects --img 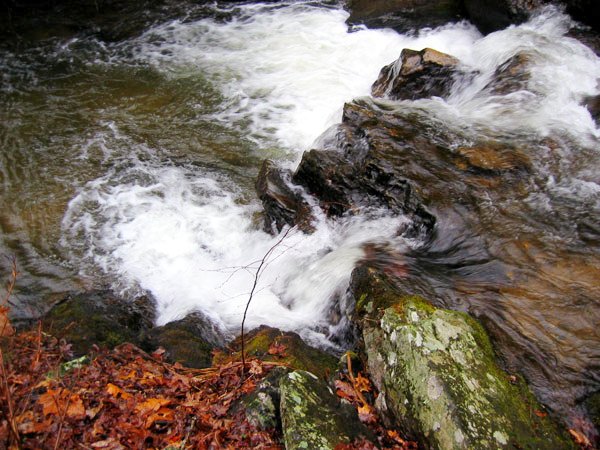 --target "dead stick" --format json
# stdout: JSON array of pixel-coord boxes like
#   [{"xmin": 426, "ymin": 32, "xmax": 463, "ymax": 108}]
[{"xmin": 240, "ymin": 227, "xmax": 295, "ymax": 377}]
